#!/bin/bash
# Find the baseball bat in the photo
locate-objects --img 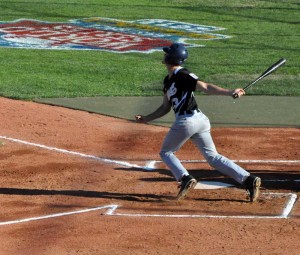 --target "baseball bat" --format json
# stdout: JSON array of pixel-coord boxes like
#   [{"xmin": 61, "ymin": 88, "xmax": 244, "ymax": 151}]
[{"xmin": 232, "ymin": 58, "xmax": 286, "ymax": 99}]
